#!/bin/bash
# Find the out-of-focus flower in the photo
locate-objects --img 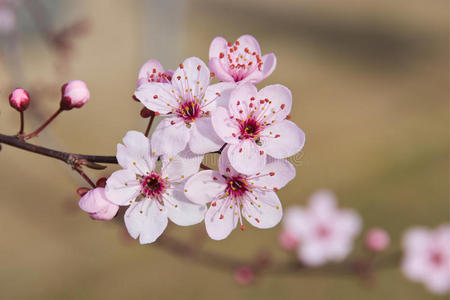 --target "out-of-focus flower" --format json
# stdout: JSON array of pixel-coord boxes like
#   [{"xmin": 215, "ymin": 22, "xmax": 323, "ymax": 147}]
[
  {"xmin": 9, "ymin": 88, "xmax": 30, "ymax": 112},
  {"xmin": 212, "ymin": 83, "xmax": 305, "ymax": 175},
  {"xmin": 136, "ymin": 59, "xmax": 174, "ymax": 88},
  {"xmin": 184, "ymin": 147, "xmax": 295, "ymax": 240},
  {"xmin": 283, "ymin": 190, "xmax": 362, "ymax": 266},
  {"xmin": 0, "ymin": 5, "xmax": 16, "ymax": 35},
  {"xmin": 105, "ymin": 130, "xmax": 205, "ymax": 244},
  {"xmin": 209, "ymin": 34, "xmax": 276, "ymax": 84},
  {"xmin": 78, "ymin": 187, "xmax": 119, "ymax": 221},
  {"xmin": 134, "ymin": 57, "xmax": 235, "ymax": 156},
  {"xmin": 279, "ymin": 229, "xmax": 299, "ymax": 251},
  {"xmin": 402, "ymin": 224, "xmax": 450, "ymax": 295},
  {"xmin": 234, "ymin": 266, "xmax": 255, "ymax": 285},
  {"xmin": 365, "ymin": 228, "xmax": 390, "ymax": 252},
  {"xmin": 60, "ymin": 80, "xmax": 90, "ymax": 110}
]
